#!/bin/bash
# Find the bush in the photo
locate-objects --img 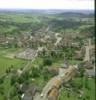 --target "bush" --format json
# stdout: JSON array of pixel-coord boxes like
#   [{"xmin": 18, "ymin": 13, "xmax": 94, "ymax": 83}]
[
  {"xmin": 31, "ymin": 67, "xmax": 40, "ymax": 78},
  {"xmin": 43, "ymin": 57, "xmax": 52, "ymax": 66}
]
